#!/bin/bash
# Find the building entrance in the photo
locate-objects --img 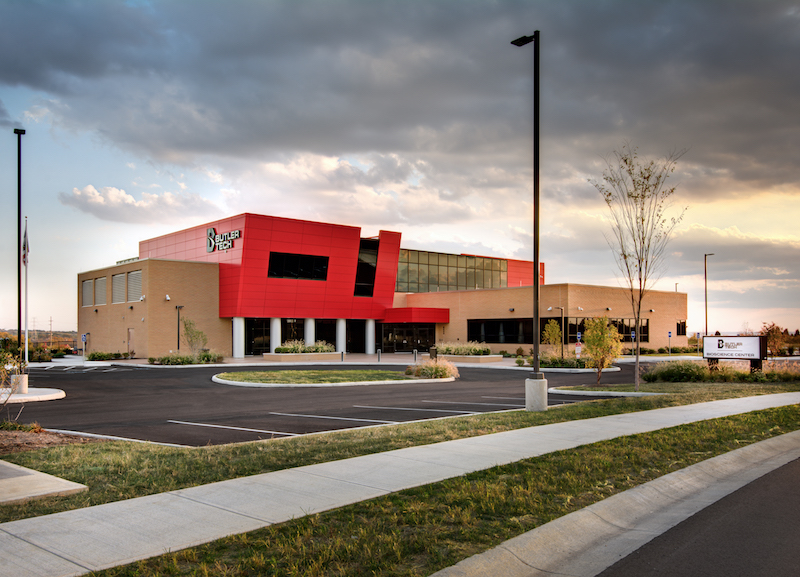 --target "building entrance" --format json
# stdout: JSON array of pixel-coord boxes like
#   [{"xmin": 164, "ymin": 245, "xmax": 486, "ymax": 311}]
[{"xmin": 381, "ymin": 323, "xmax": 435, "ymax": 353}]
